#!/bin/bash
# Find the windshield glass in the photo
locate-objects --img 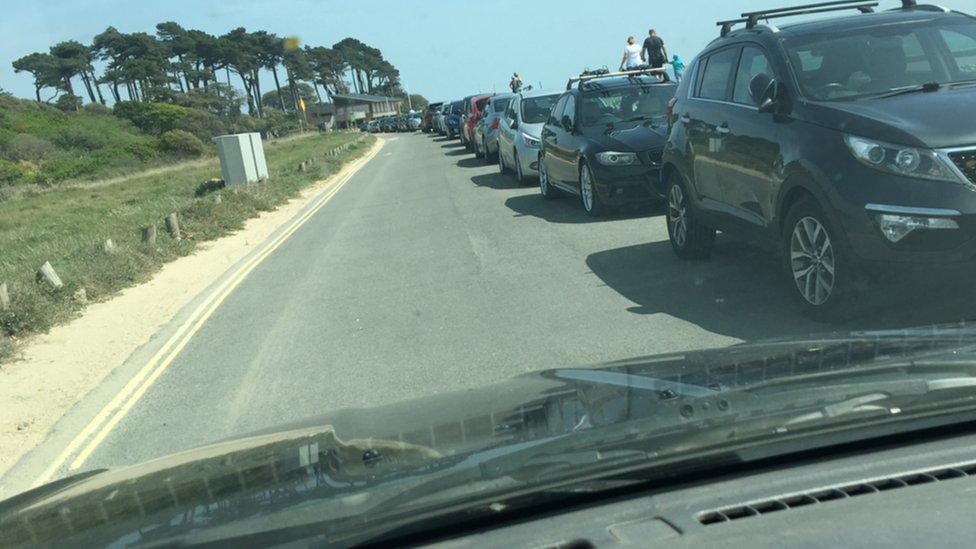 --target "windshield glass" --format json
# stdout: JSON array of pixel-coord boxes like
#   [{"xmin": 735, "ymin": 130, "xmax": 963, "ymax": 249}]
[
  {"xmin": 580, "ymin": 85, "xmax": 673, "ymax": 126},
  {"xmin": 785, "ymin": 18, "xmax": 976, "ymax": 100},
  {"xmin": 521, "ymin": 94, "xmax": 559, "ymax": 123}
]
